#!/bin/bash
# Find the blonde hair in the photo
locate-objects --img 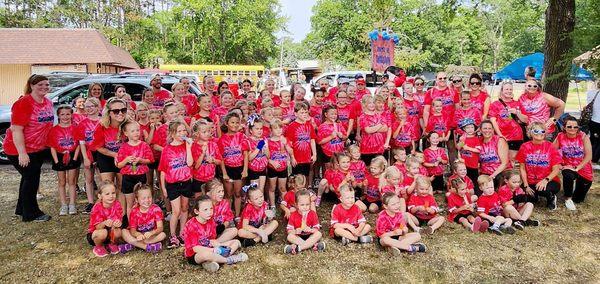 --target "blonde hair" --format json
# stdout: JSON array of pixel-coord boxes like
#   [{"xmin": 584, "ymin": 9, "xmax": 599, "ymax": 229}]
[
  {"xmin": 167, "ymin": 119, "xmax": 187, "ymax": 143},
  {"xmin": 85, "ymin": 97, "xmax": 100, "ymax": 108},
  {"xmin": 527, "ymin": 121, "xmax": 546, "ymax": 138},
  {"xmin": 171, "ymin": 82, "xmax": 185, "ymax": 92},
  {"xmin": 380, "ymin": 166, "xmax": 402, "ymax": 190},
  {"xmin": 100, "ymin": 98, "xmax": 127, "ymax": 127},
  {"xmin": 370, "ymin": 155, "xmax": 388, "ymax": 172},
  {"xmin": 289, "ymin": 174, "xmax": 307, "ymax": 191},
  {"xmin": 415, "ymin": 175, "xmax": 432, "ymax": 193},
  {"xmin": 203, "ymin": 179, "xmax": 224, "ymax": 193},
  {"xmin": 477, "ymin": 175, "xmax": 493, "ymax": 187},
  {"xmin": 448, "ymin": 176, "xmax": 466, "ymax": 193},
  {"xmin": 133, "ymin": 183, "xmax": 153, "ymax": 198},
  {"xmin": 260, "ymin": 107, "xmax": 274, "ymax": 117},
  {"xmin": 361, "ymin": 95, "xmax": 375, "ymax": 107},
  {"xmin": 270, "ymin": 118, "xmax": 285, "ymax": 130}
]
